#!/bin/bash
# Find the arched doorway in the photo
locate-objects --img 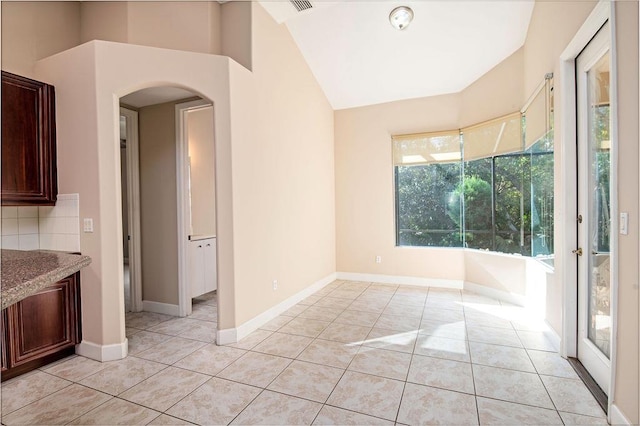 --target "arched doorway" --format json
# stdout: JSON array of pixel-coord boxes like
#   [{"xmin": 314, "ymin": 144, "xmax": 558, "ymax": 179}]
[{"xmin": 36, "ymin": 41, "xmax": 237, "ymax": 361}]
